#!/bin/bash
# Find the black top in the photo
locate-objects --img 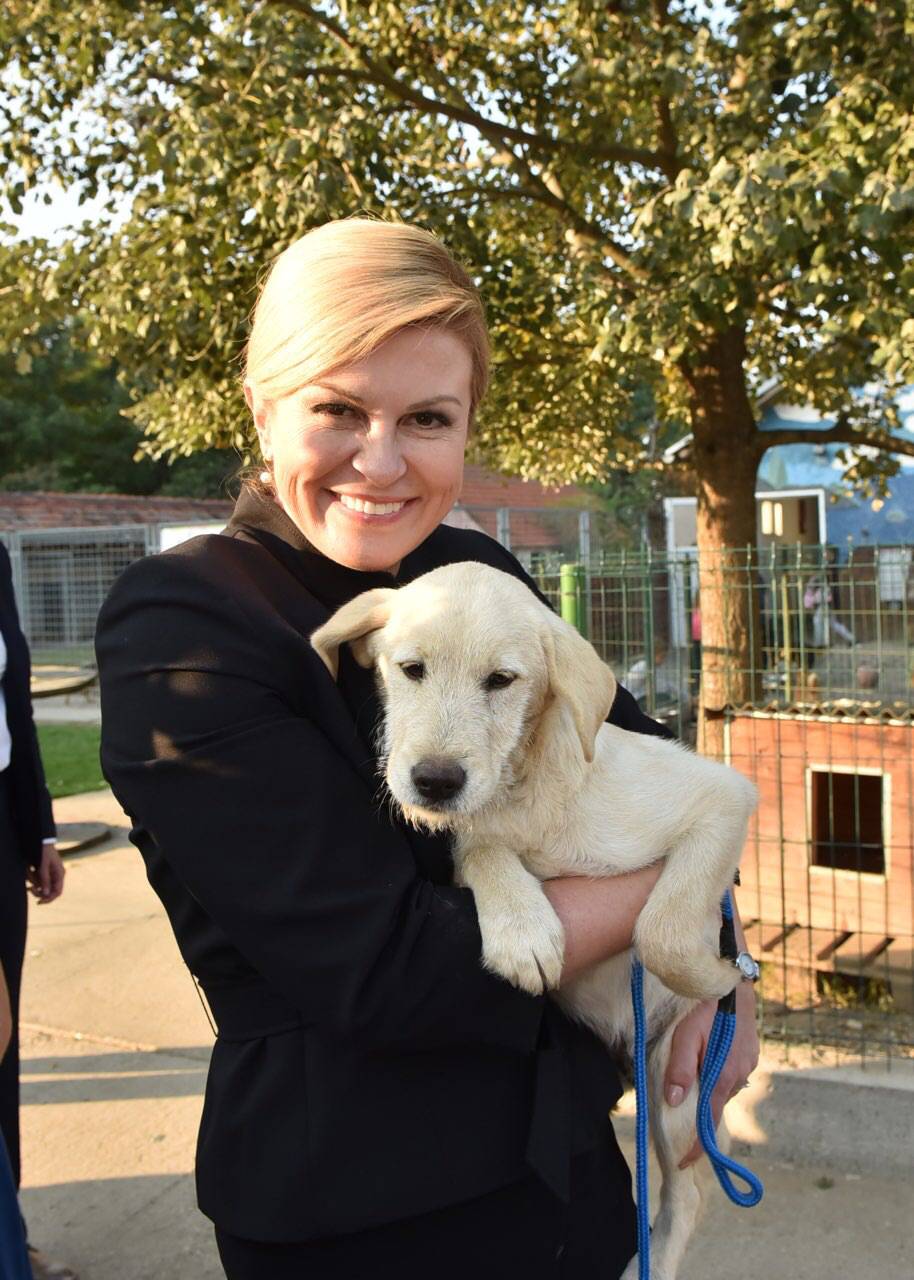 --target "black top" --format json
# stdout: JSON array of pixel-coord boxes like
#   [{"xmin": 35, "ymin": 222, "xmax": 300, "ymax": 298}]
[
  {"xmin": 95, "ymin": 485, "xmax": 671, "ymax": 1243},
  {"xmin": 0, "ymin": 541, "xmax": 55, "ymax": 866}
]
